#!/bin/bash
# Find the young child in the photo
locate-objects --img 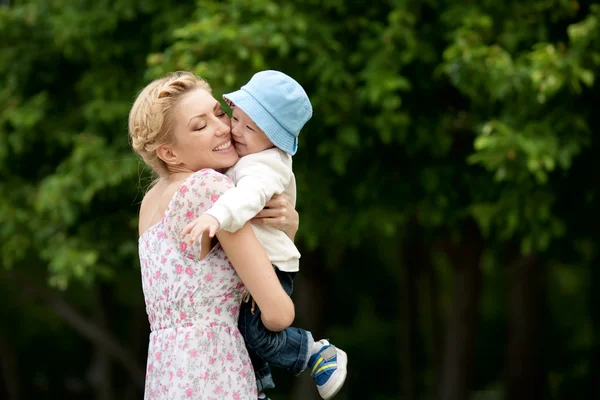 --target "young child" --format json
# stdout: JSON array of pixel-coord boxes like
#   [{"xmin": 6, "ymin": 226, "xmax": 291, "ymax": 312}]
[{"xmin": 181, "ymin": 70, "xmax": 348, "ymax": 400}]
